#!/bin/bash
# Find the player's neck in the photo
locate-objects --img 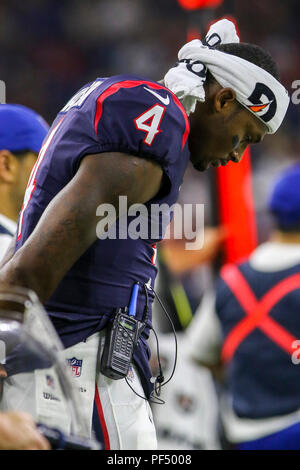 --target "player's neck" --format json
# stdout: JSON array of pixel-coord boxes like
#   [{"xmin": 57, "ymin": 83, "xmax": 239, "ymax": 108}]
[{"xmin": 0, "ymin": 186, "xmax": 19, "ymax": 222}]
